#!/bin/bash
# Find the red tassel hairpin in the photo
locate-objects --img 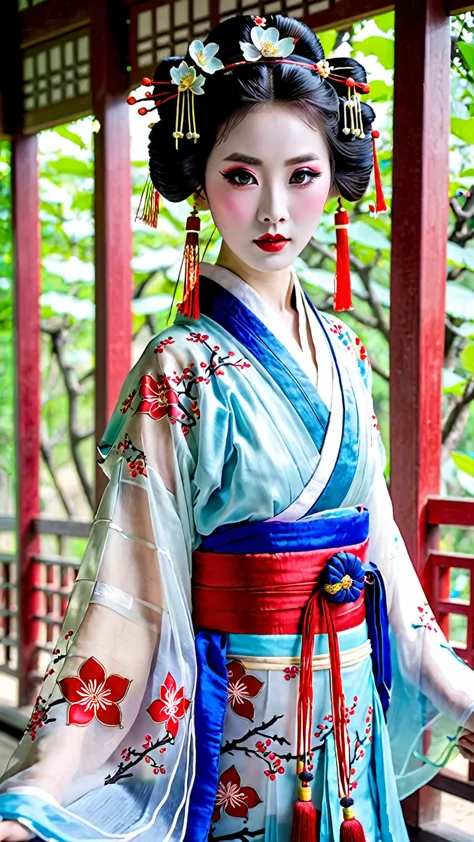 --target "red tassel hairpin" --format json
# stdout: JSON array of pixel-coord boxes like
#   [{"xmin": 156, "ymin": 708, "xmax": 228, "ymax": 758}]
[
  {"xmin": 135, "ymin": 177, "xmax": 160, "ymax": 229},
  {"xmin": 334, "ymin": 198, "xmax": 353, "ymax": 313},
  {"xmin": 369, "ymin": 130, "xmax": 387, "ymax": 218}
]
